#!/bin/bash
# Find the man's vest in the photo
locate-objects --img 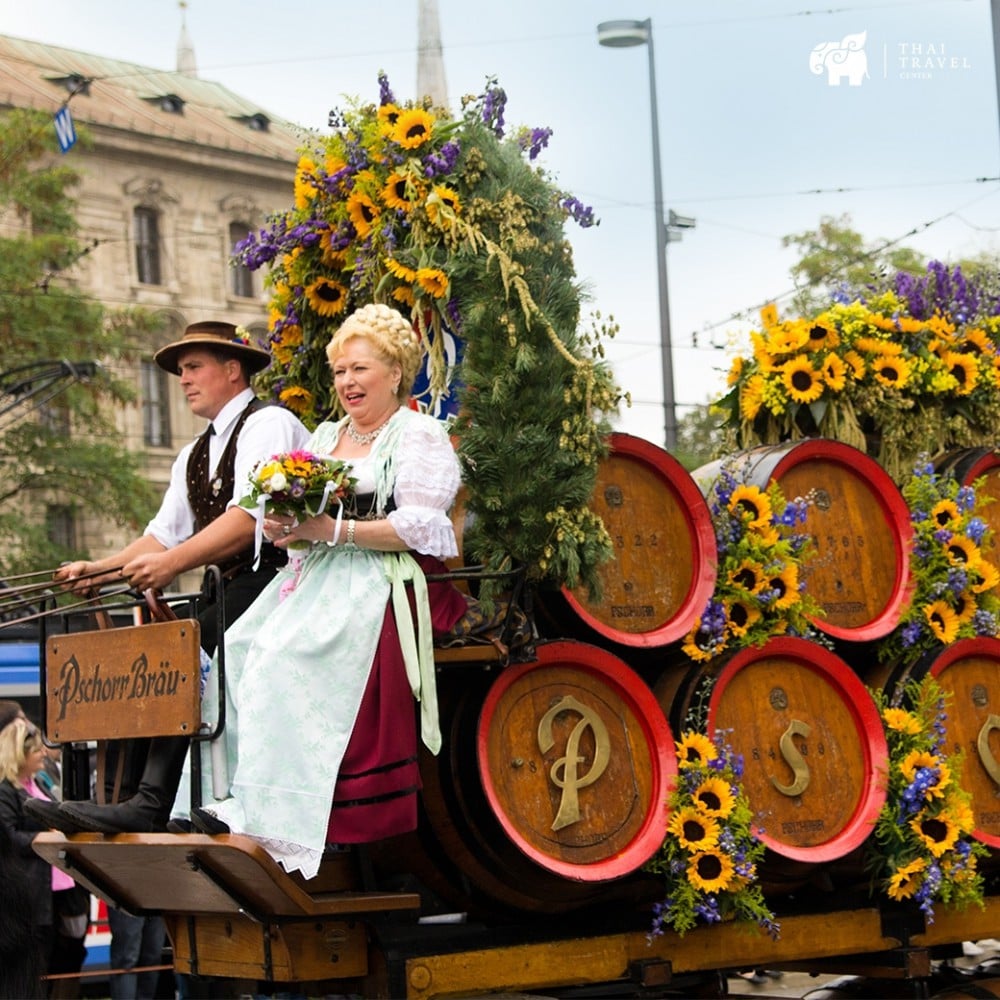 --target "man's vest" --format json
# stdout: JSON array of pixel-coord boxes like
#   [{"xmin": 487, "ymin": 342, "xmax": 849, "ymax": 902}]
[{"xmin": 185, "ymin": 398, "xmax": 284, "ymax": 579}]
